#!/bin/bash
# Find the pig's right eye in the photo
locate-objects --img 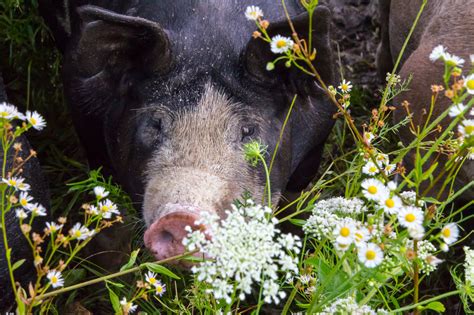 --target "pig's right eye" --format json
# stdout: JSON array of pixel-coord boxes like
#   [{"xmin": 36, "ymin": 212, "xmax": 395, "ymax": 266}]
[
  {"xmin": 241, "ymin": 126, "xmax": 255, "ymax": 142},
  {"xmin": 137, "ymin": 117, "xmax": 164, "ymax": 148}
]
